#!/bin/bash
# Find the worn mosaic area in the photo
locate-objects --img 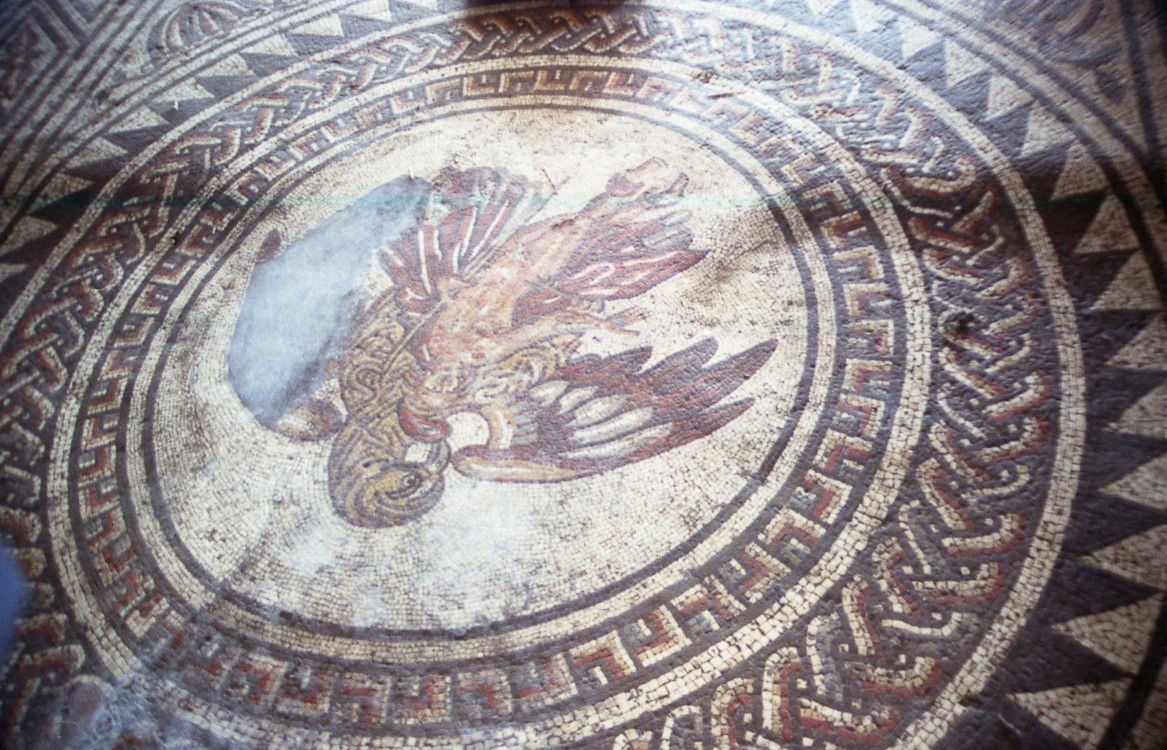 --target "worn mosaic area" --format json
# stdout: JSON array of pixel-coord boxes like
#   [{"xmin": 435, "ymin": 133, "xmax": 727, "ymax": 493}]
[{"xmin": 0, "ymin": 0, "xmax": 1165, "ymax": 747}]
